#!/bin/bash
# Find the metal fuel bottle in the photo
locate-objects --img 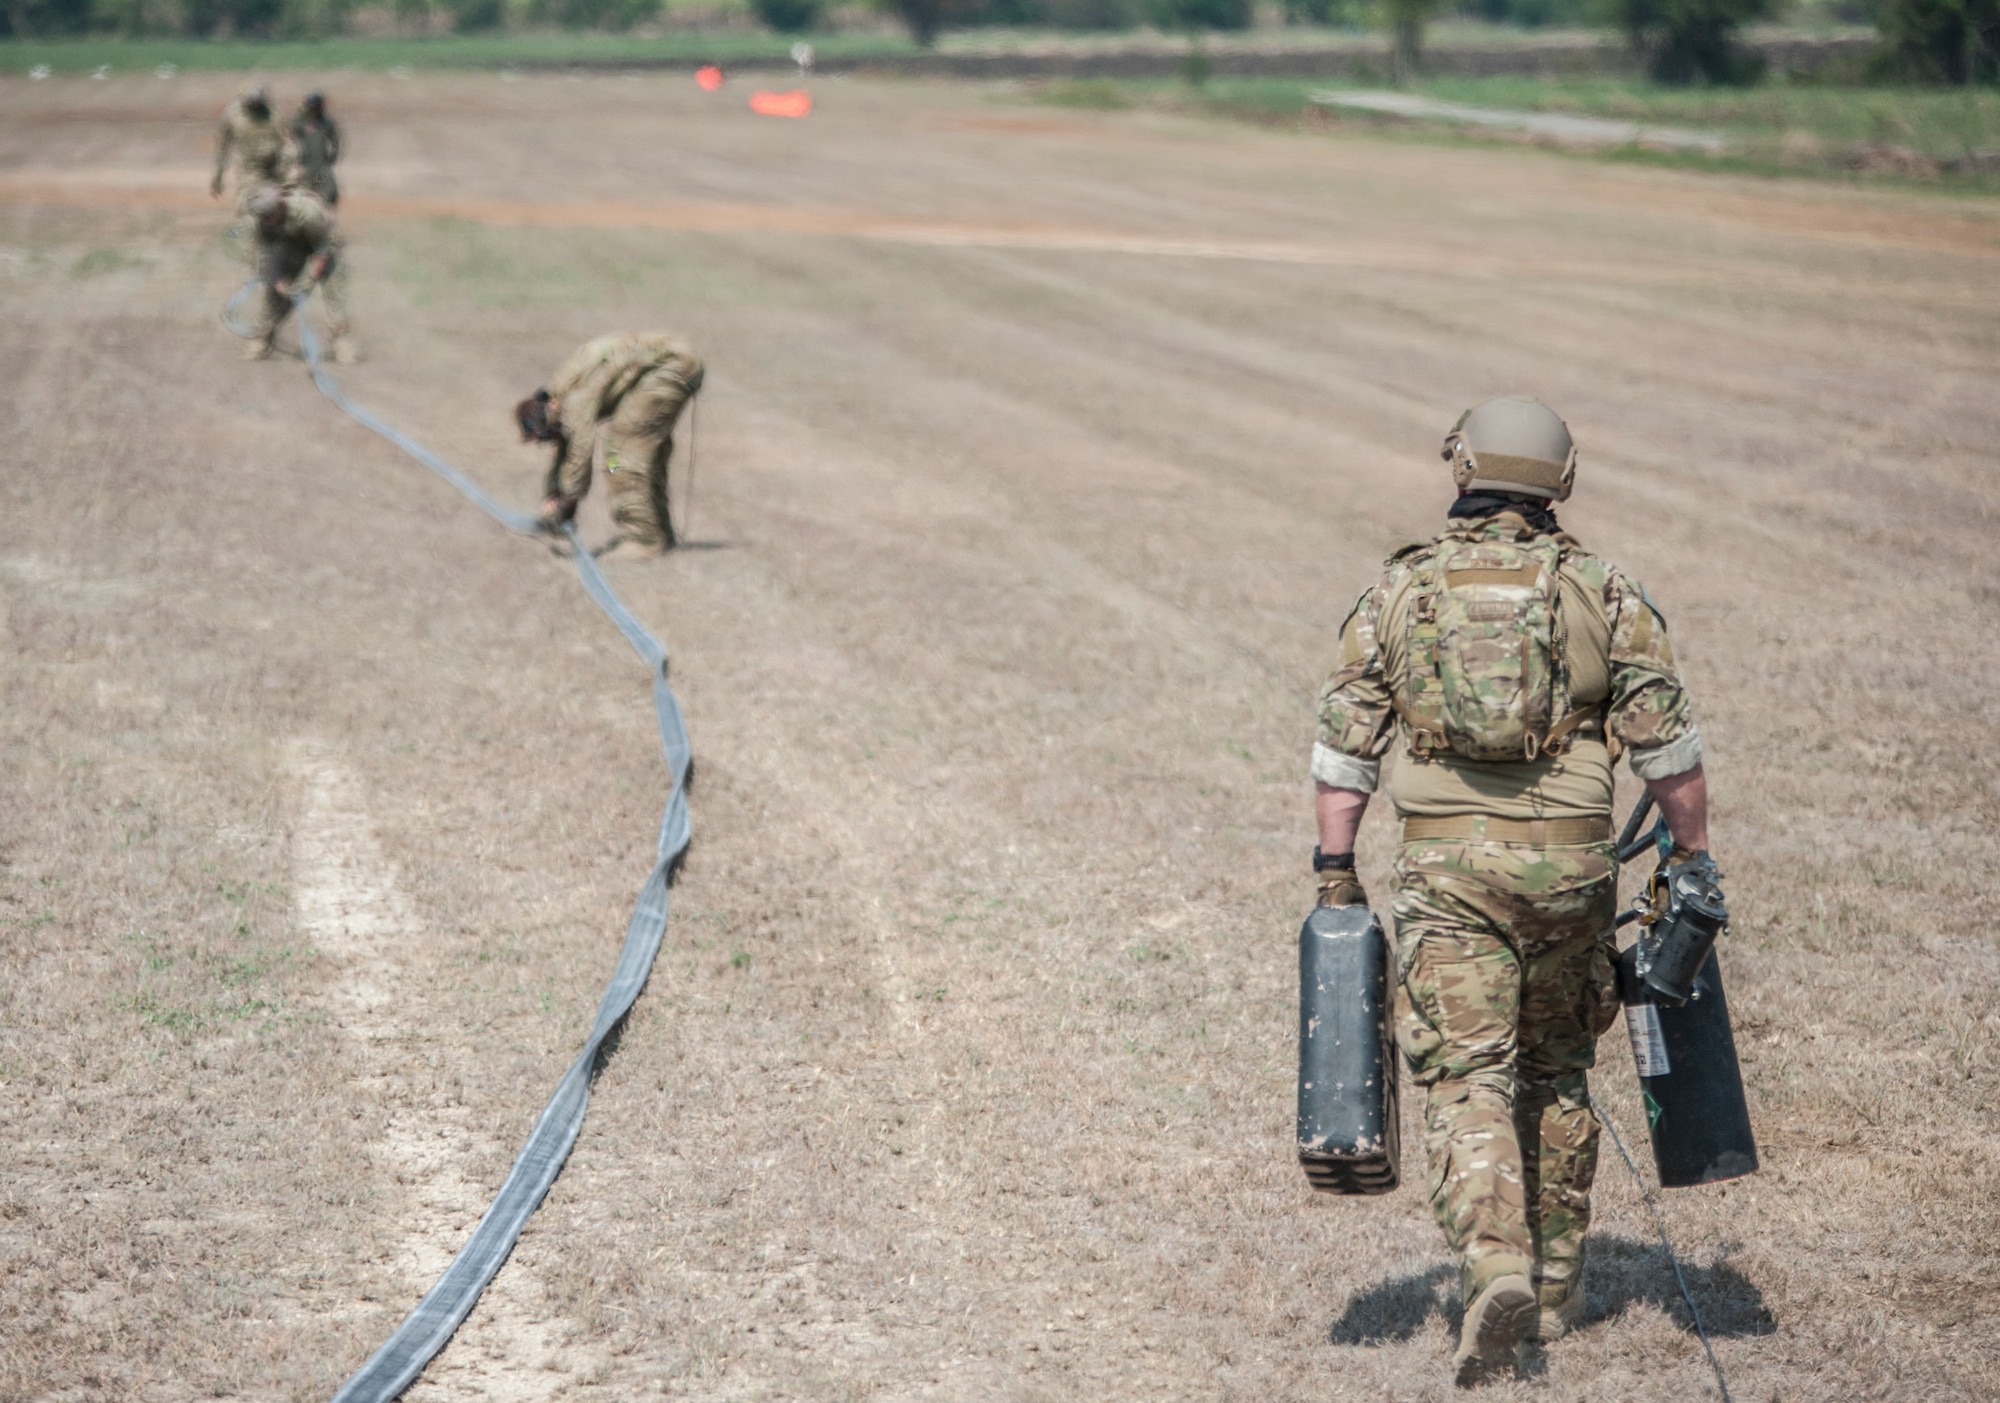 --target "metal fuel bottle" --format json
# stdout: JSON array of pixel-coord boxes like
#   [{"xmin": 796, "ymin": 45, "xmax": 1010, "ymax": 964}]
[
  {"xmin": 1617, "ymin": 944, "xmax": 1759, "ymax": 1187},
  {"xmin": 1296, "ymin": 903, "xmax": 1400, "ymax": 1194}
]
